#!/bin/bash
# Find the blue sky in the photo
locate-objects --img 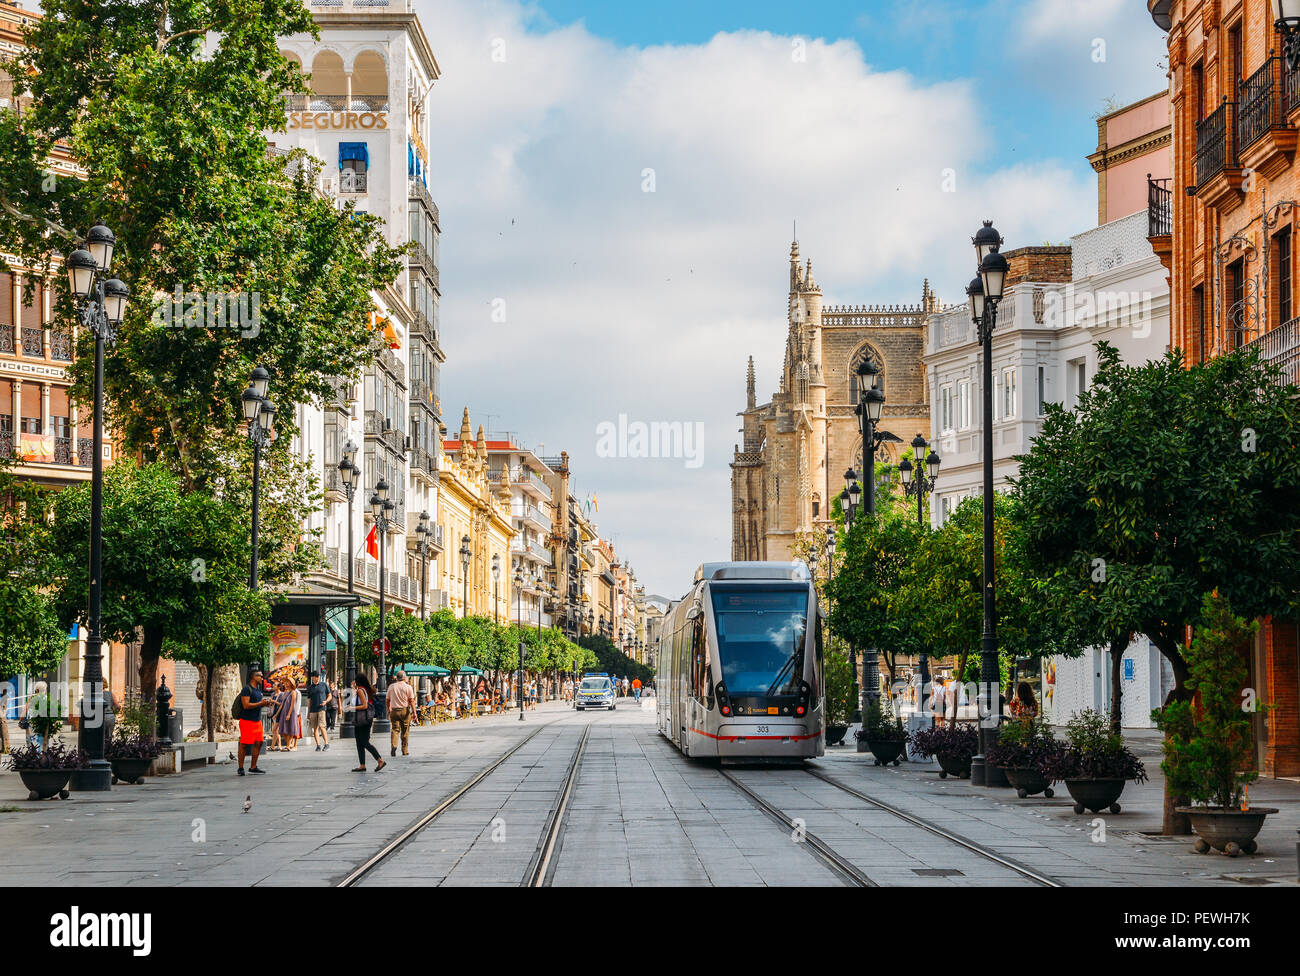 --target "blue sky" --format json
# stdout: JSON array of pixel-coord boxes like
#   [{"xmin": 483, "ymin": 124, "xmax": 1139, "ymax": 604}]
[{"xmin": 421, "ymin": 0, "xmax": 1170, "ymax": 597}]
